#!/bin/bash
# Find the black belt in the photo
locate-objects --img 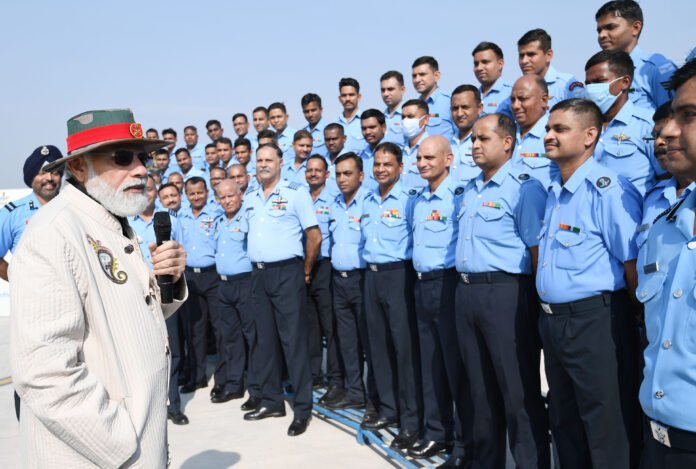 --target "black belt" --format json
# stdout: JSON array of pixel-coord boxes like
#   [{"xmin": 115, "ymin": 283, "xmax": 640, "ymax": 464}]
[
  {"xmin": 457, "ymin": 271, "xmax": 522, "ymax": 284},
  {"xmin": 649, "ymin": 419, "xmax": 696, "ymax": 452},
  {"xmin": 367, "ymin": 260, "xmax": 409, "ymax": 272},
  {"xmin": 416, "ymin": 267, "xmax": 456, "ymax": 281},
  {"xmin": 185, "ymin": 265, "xmax": 216, "ymax": 273},
  {"xmin": 333, "ymin": 268, "xmax": 364, "ymax": 278},
  {"xmin": 252, "ymin": 257, "xmax": 302, "ymax": 270},
  {"xmin": 540, "ymin": 291, "xmax": 620, "ymax": 316},
  {"xmin": 220, "ymin": 272, "xmax": 251, "ymax": 281},
  {"xmin": 316, "ymin": 258, "xmax": 331, "ymax": 265}
]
